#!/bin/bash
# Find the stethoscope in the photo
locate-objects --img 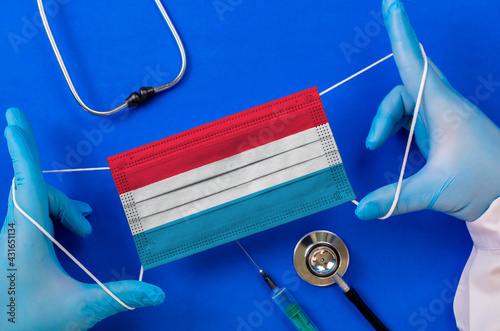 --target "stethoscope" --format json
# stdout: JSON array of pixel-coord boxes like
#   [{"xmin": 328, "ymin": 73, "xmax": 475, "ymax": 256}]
[
  {"xmin": 37, "ymin": 0, "xmax": 186, "ymax": 116},
  {"xmin": 294, "ymin": 231, "xmax": 389, "ymax": 331}
]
